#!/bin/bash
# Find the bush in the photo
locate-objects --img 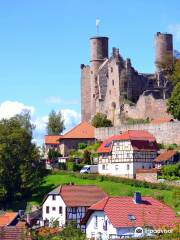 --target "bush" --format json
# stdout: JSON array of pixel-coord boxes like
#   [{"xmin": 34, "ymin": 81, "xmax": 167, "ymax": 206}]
[
  {"xmin": 161, "ymin": 163, "xmax": 180, "ymax": 179},
  {"xmin": 67, "ymin": 162, "xmax": 74, "ymax": 171},
  {"xmin": 73, "ymin": 163, "xmax": 84, "ymax": 172},
  {"xmin": 125, "ymin": 117, "xmax": 150, "ymax": 125},
  {"xmin": 78, "ymin": 143, "xmax": 87, "ymax": 150},
  {"xmin": 82, "ymin": 150, "xmax": 91, "ymax": 164},
  {"xmin": 59, "ymin": 163, "xmax": 67, "ymax": 170},
  {"xmin": 91, "ymin": 113, "xmax": 112, "ymax": 128}
]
